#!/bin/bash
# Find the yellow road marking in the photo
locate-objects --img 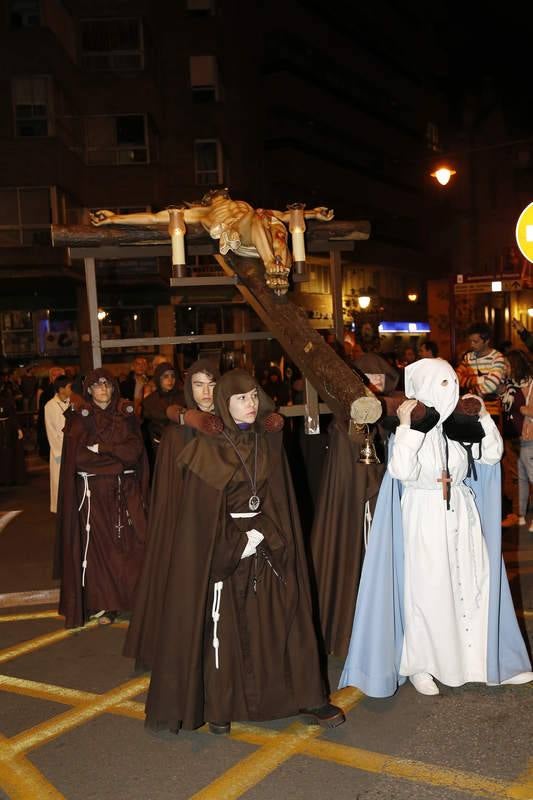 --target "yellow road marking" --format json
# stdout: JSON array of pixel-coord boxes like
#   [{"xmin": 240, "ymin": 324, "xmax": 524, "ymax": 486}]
[
  {"xmin": 193, "ymin": 688, "xmax": 365, "ymax": 799},
  {"xmin": 6, "ymin": 676, "xmax": 149, "ymax": 756},
  {"xmin": 191, "ymin": 721, "xmax": 323, "ymax": 800},
  {"xmin": 0, "ymin": 733, "xmax": 65, "ymax": 800},
  {"xmin": 0, "ymin": 611, "xmax": 61, "ymax": 623},
  {"xmin": 506, "ymin": 759, "xmax": 533, "ymax": 800},
  {"xmin": 0, "ymin": 620, "xmax": 98, "ymax": 665},
  {"xmin": 304, "ymin": 739, "xmax": 521, "ymax": 799}
]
